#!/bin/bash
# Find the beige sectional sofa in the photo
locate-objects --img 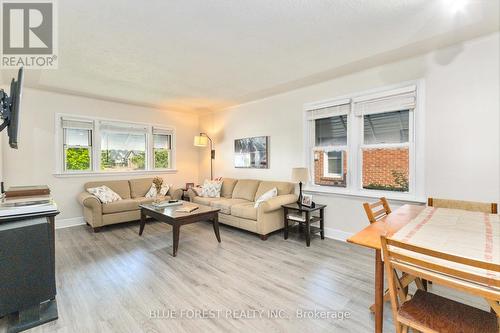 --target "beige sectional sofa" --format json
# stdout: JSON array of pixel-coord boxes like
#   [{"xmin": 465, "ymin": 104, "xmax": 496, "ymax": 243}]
[
  {"xmin": 78, "ymin": 178, "xmax": 182, "ymax": 231},
  {"xmin": 188, "ymin": 178, "xmax": 297, "ymax": 240}
]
